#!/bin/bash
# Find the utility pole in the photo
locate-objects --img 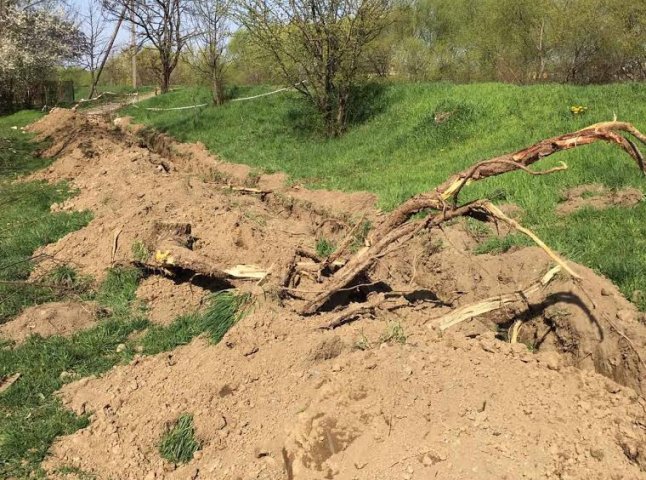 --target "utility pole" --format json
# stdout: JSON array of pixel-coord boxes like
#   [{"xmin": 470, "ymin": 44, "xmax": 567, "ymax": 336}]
[{"xmin": 130, "ymin": 0, "xmax": 137, "ymax": 89}]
